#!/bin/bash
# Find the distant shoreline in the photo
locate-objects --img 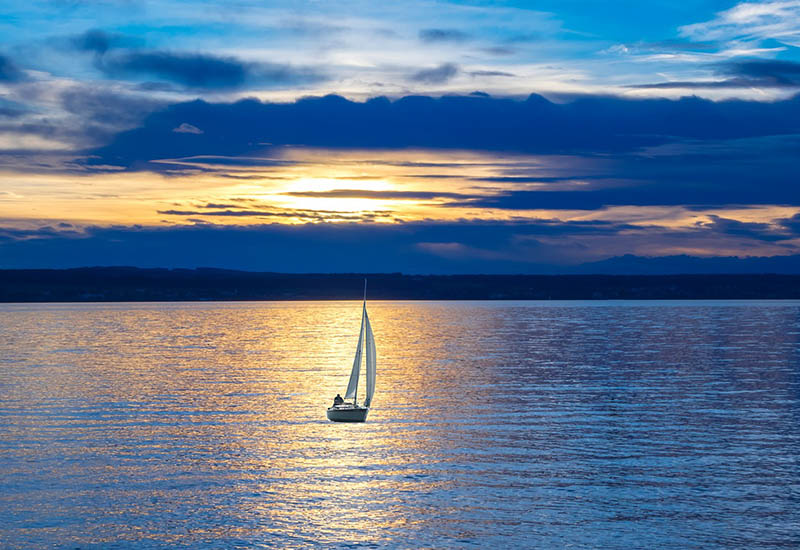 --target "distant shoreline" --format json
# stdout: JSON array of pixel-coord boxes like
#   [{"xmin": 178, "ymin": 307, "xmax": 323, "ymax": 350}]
[{"xmin": 2, "ymin": 267, "xmax": 800, "ymax": 302}]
